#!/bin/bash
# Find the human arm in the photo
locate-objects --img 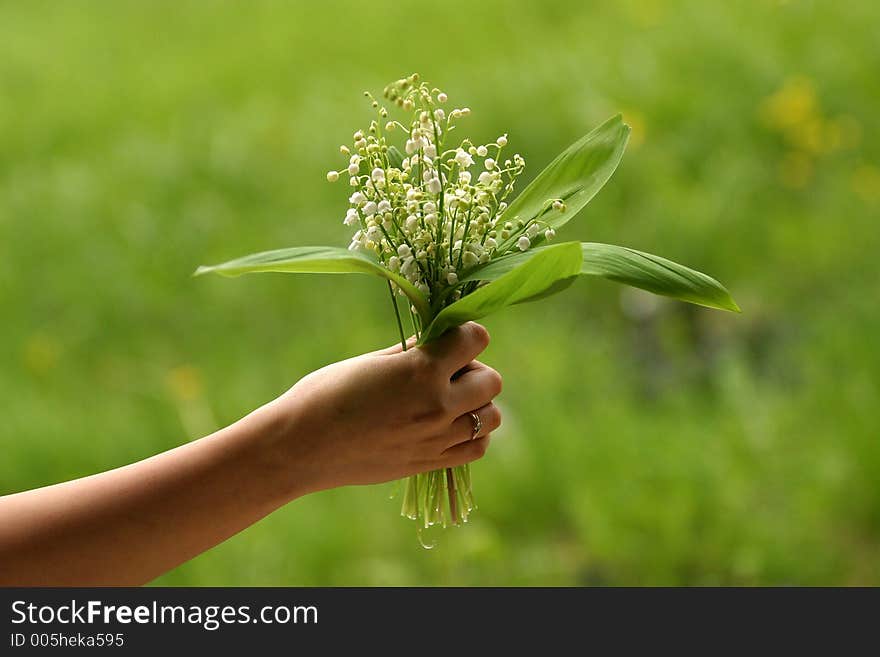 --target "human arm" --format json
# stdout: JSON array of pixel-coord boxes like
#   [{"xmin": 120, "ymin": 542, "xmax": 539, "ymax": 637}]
[{"xmin": 0, "ymin": 322, "xmax": 502, "ymax": 586}]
